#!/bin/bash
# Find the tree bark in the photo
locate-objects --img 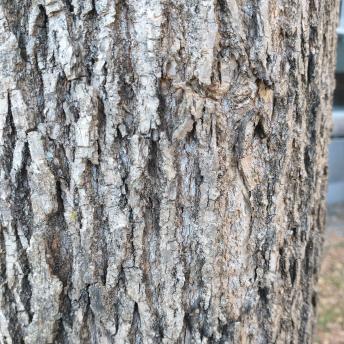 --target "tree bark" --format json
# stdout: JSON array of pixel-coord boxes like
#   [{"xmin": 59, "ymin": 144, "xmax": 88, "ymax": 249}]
[{"xmin": 0, "ymin": 0, "xmax": 338, "ymax": 343}]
